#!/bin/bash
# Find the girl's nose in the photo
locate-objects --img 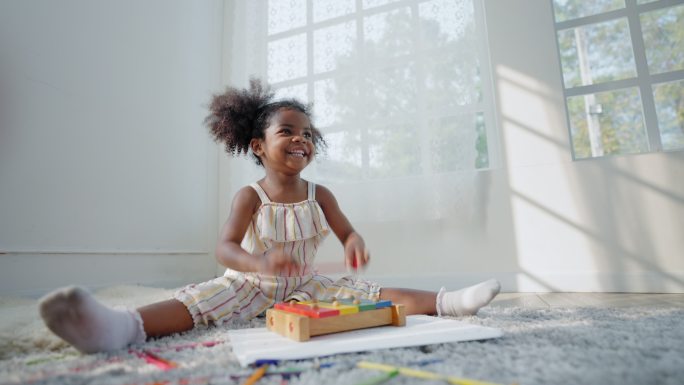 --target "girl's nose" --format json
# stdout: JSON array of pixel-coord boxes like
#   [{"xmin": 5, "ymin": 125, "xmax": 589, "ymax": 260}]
[{"xmin": 292, "ymin": 135, "xmax": 307, "ymax": 143}]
